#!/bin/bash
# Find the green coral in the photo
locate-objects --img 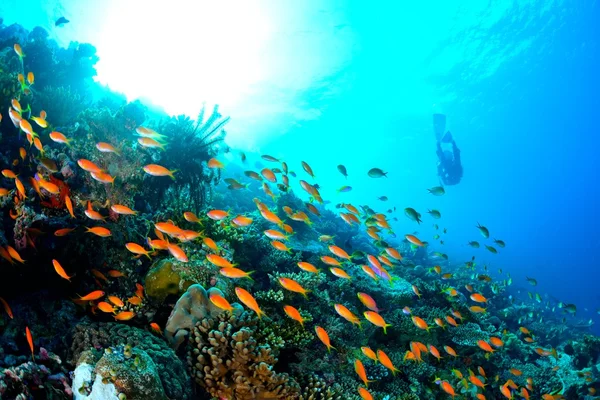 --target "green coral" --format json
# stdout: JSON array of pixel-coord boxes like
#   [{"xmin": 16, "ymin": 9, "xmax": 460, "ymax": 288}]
[
  {"xmin": 94, "ymin": 345, "xmax": 166, "ymax": 400},
  {"xmin": 450, "ymin": 322, "xmax": 490, "ymax": 346},
  {"xmin": 297, "ymin": 375, "xmax": 345, "ymax": 400},
  {"xmin": 70, "ymin": 320, "xmax": 193, "ymax": 400}
]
